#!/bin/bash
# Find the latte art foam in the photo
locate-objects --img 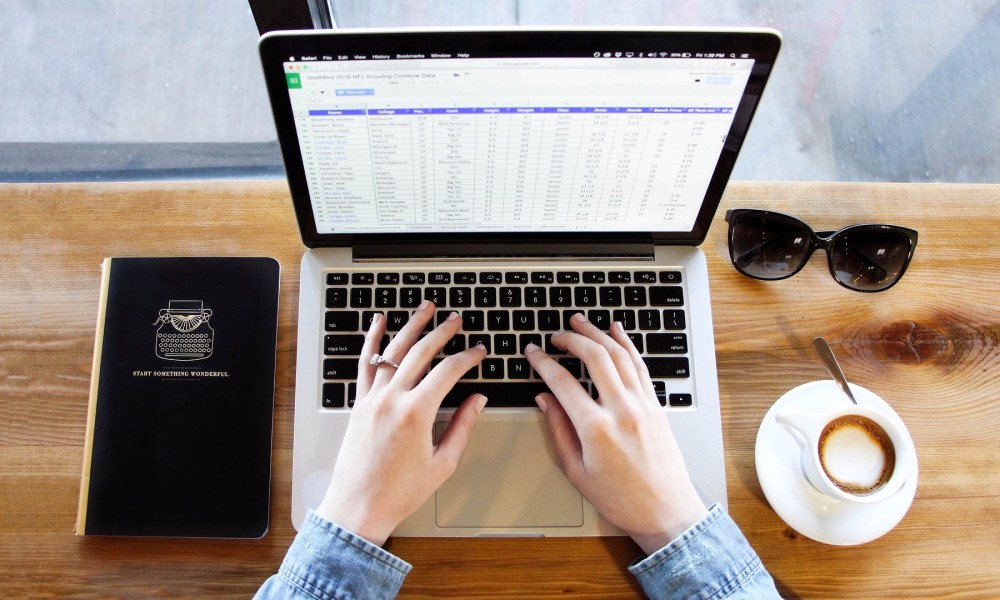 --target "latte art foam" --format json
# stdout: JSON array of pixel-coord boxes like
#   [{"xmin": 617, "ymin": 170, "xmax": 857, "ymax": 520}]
[{"xmin": 819, "ymin": 416, "xmax": 896, "ymax": 495}]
